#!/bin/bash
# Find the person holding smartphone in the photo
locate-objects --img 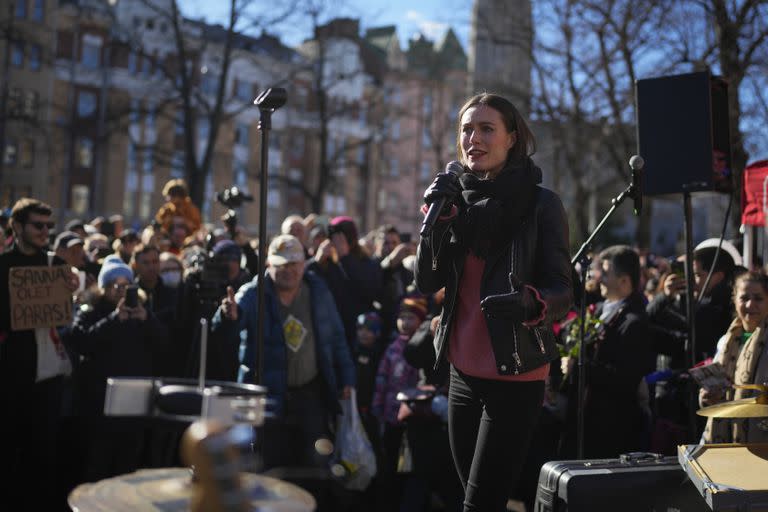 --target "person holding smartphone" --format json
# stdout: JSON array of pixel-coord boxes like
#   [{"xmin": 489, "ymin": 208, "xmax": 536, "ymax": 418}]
[{"xmin": 66, "ymin": 255, "xmax": 168, "ymax": 483}]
